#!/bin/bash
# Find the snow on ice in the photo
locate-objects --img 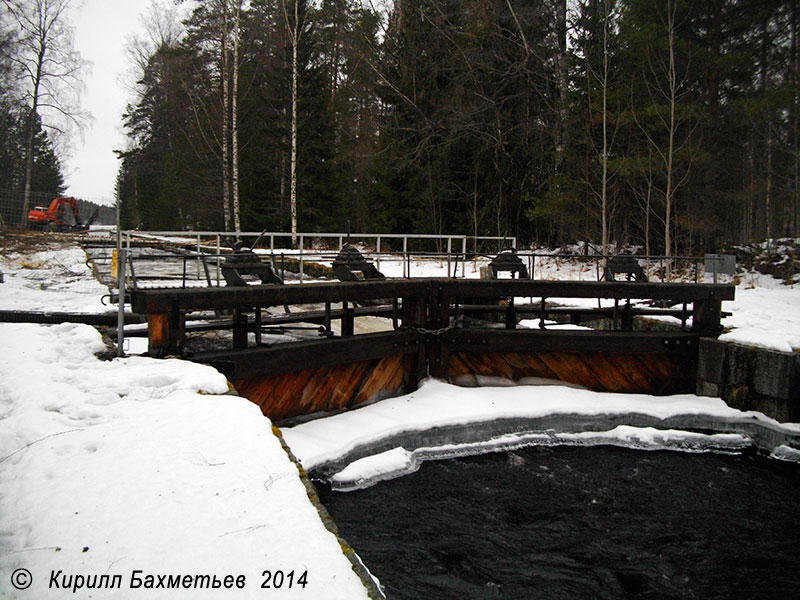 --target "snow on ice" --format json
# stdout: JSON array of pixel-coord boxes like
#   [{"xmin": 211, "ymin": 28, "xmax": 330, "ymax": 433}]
[{"xmin": 280, "ymin": 378, "xmax": 800, "ymax": 491}]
